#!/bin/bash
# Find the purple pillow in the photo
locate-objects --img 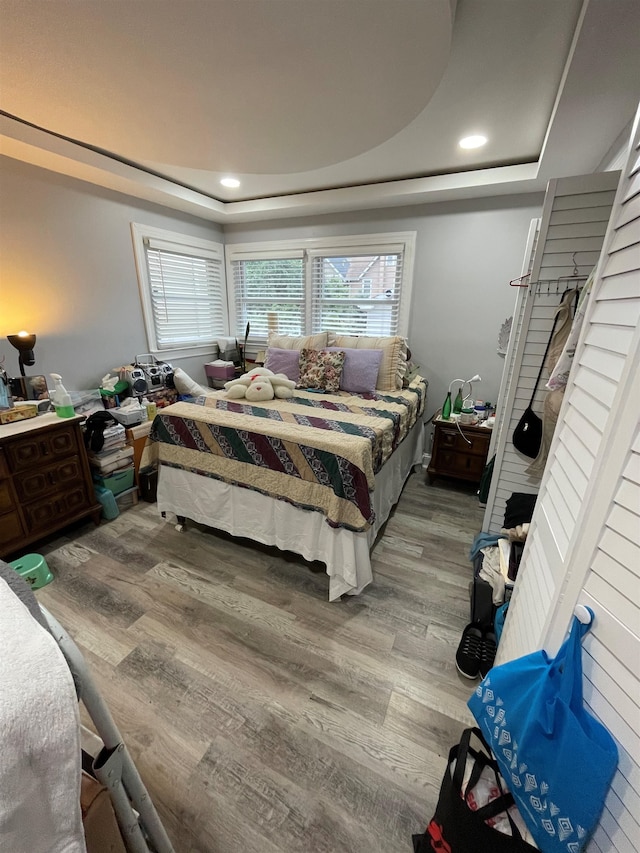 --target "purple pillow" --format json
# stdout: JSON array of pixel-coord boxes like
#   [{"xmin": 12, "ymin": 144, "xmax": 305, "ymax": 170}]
[
  {"xmin": 264, "ymin": 347, "xmax": 300, "ymax": 383},
  {"xmin": 326, "ymin": 347, "xmax": 383, "ymax": 393}
]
